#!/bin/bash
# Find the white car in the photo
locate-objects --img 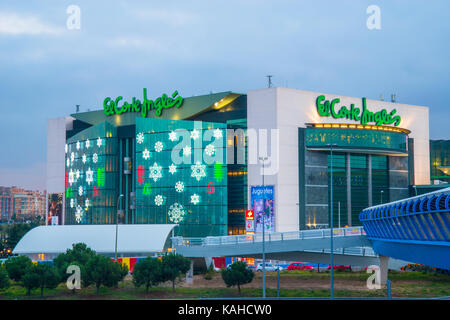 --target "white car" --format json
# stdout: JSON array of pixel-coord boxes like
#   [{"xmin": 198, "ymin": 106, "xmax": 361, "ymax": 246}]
[{"xmin": 256, "ymin": 263, "xmax": 281, "ymax": 272}]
